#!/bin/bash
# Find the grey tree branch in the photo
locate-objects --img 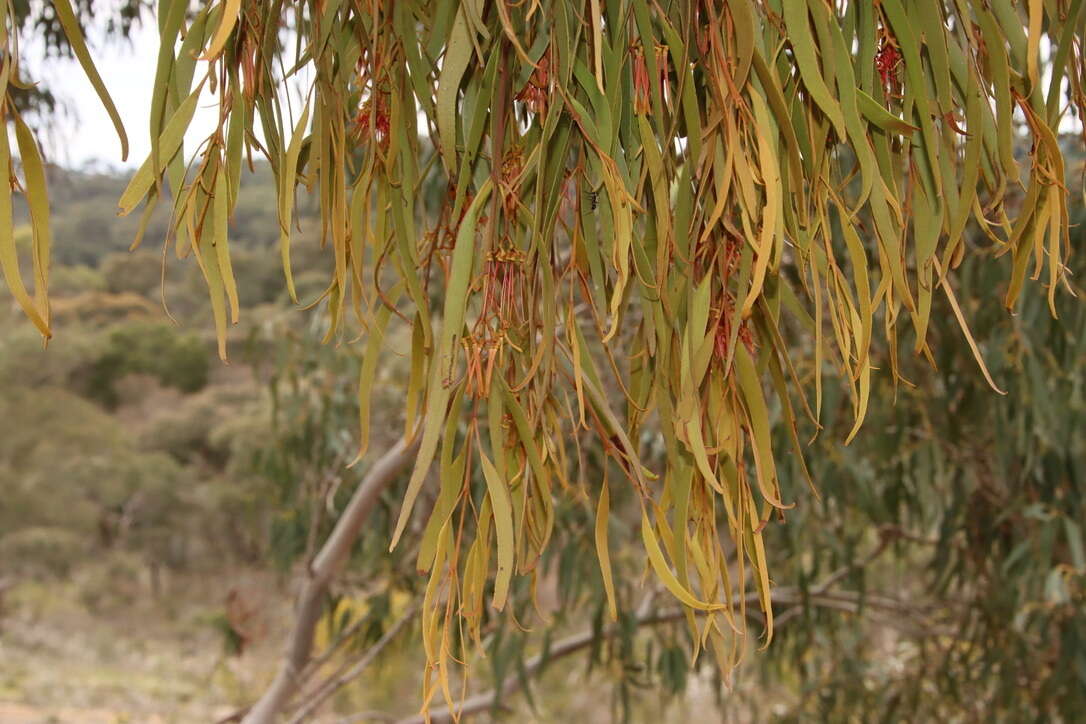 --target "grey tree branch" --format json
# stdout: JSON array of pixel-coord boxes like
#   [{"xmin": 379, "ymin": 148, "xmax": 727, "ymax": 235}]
[
  {"xmin": 241, "ymin": 434, "xmax": 420, "ymax": 724},
  {"xmin": 287, "ymin": 600, "xmax": 420, "ymax": 724},
  {"xmin": 394, "ymin": 587, "xmax": 936, "ymax": 724},
  {"xmin": 391, "ymin": 592, "xmax": 758, "ymax": 724}
]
